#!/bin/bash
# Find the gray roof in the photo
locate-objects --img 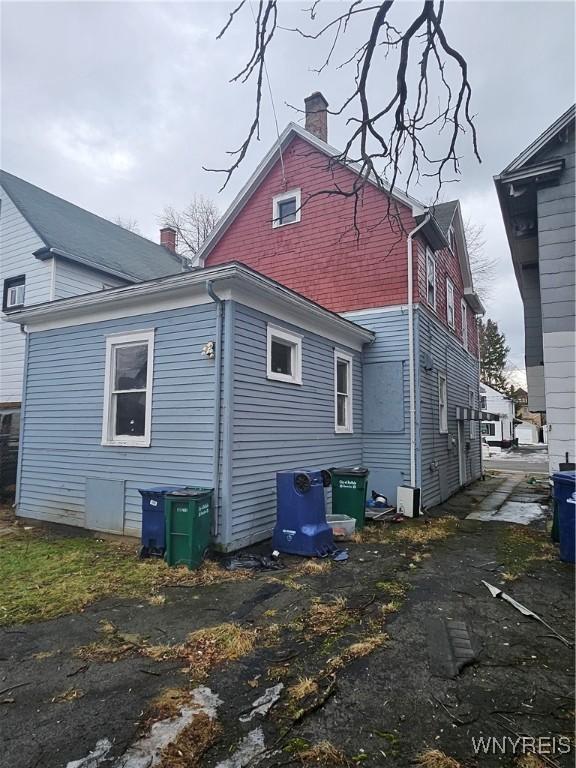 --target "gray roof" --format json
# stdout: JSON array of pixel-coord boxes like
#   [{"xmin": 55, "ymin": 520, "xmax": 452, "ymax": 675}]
[
  {"xmin": 0, "ymin": 170, "xmax": 183, "ymax": 282},
  {"xmin": 431, "ymin": 200, "xmax": 458, "ymax": 237}
]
